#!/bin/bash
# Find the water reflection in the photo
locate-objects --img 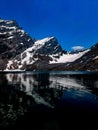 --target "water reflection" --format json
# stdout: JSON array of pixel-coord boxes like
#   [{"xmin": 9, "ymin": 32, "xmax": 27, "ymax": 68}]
[
  {"xmin": 0, "ymin": 72, "xmax": 64, "ymax": 129},
  {"xmin": 5, "ymin": 72, "xmax": 98, "ymax": 106},
  {"xmin": 0, "ymin": 72, "xmax": 98, "ymax": 129},
  {"xmin": 6, "ymin": 73, "xmax": 63, "ymax": 107},
  {"xmin": 68, "ymin": 73, "xmax": 98, "ymax": 97}
]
